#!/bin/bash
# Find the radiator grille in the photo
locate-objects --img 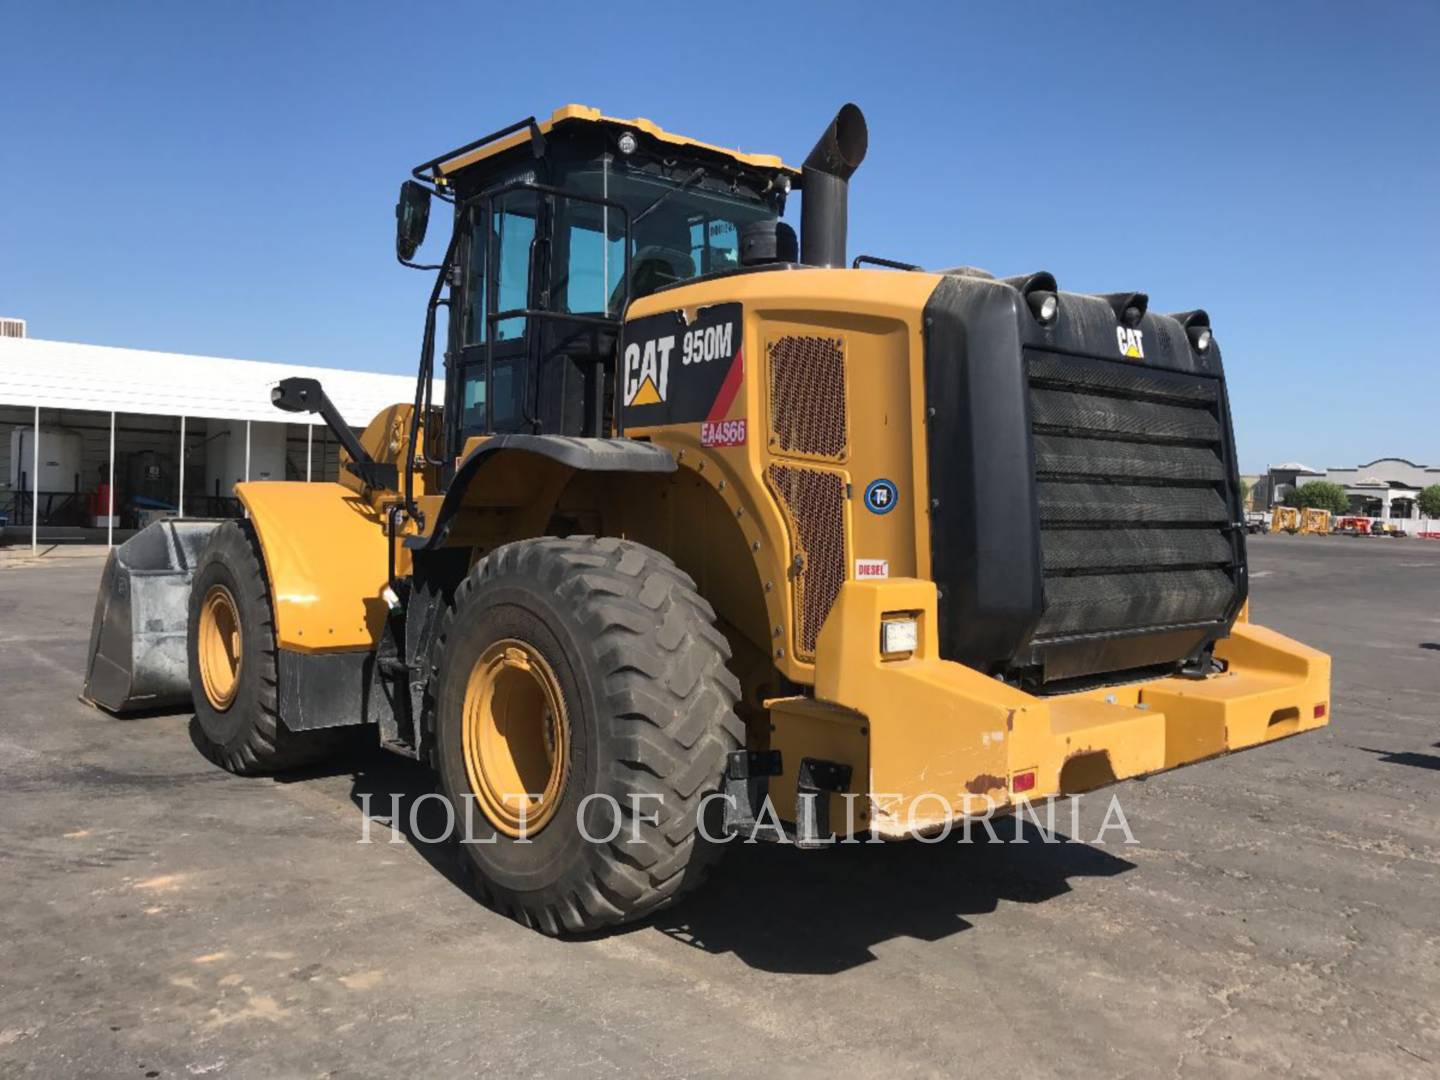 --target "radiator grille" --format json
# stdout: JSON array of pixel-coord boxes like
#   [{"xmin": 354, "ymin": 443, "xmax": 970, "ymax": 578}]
[
  {"xmin": 767, "ymin": 464, "xmax": 847, "ymax": 658},
  {"xmin": 1027, "ymin": 350, "xmax": 1238, "ymax": 647},
  {"xmin": 767, "ymin": 335, "xmax": 847, "ymax": 460}
]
